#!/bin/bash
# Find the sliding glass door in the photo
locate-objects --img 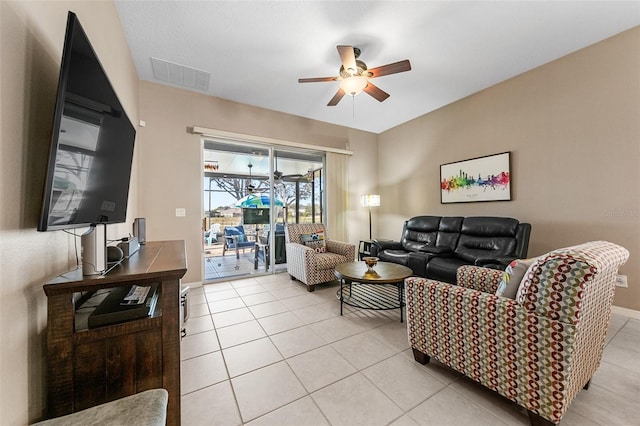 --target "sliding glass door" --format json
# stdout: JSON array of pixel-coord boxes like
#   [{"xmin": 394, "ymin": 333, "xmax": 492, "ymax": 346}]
[{"xmin": 202, "ymin": 140, "xmax": 324, "ymax": 282}]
